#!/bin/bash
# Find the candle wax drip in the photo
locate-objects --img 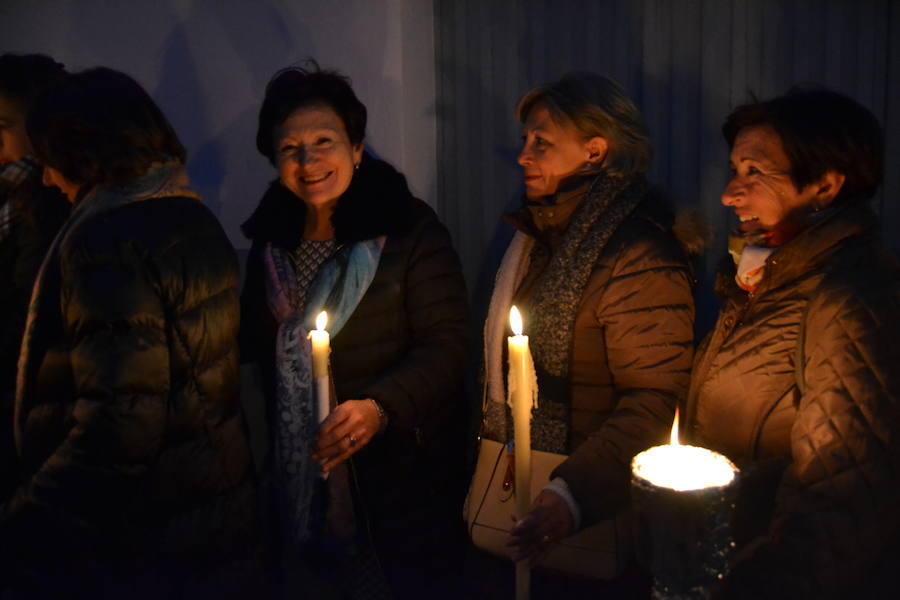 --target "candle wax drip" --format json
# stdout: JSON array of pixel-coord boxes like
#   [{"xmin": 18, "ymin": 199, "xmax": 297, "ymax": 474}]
[{"xmin": 506, "ymin": 342, "xmax": 538, "ymax": 411}]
